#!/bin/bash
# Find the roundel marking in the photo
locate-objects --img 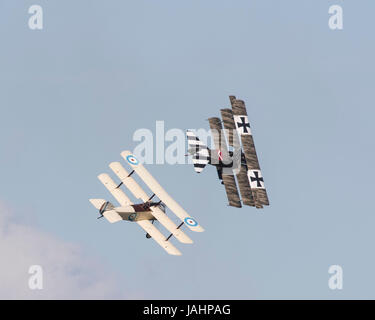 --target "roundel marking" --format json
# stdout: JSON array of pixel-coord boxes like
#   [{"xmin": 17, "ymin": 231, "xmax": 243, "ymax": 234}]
[
  {"xmin": 126, "ymin": 154, "xmax": 139, "ymax": 165},
  {"xmin": 184, "ymin": 217, "xmax": 198, "ymax": 227},
  {"xmin": 128, "ymin": 213, "xmax": 137, "ymax": 221}
]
